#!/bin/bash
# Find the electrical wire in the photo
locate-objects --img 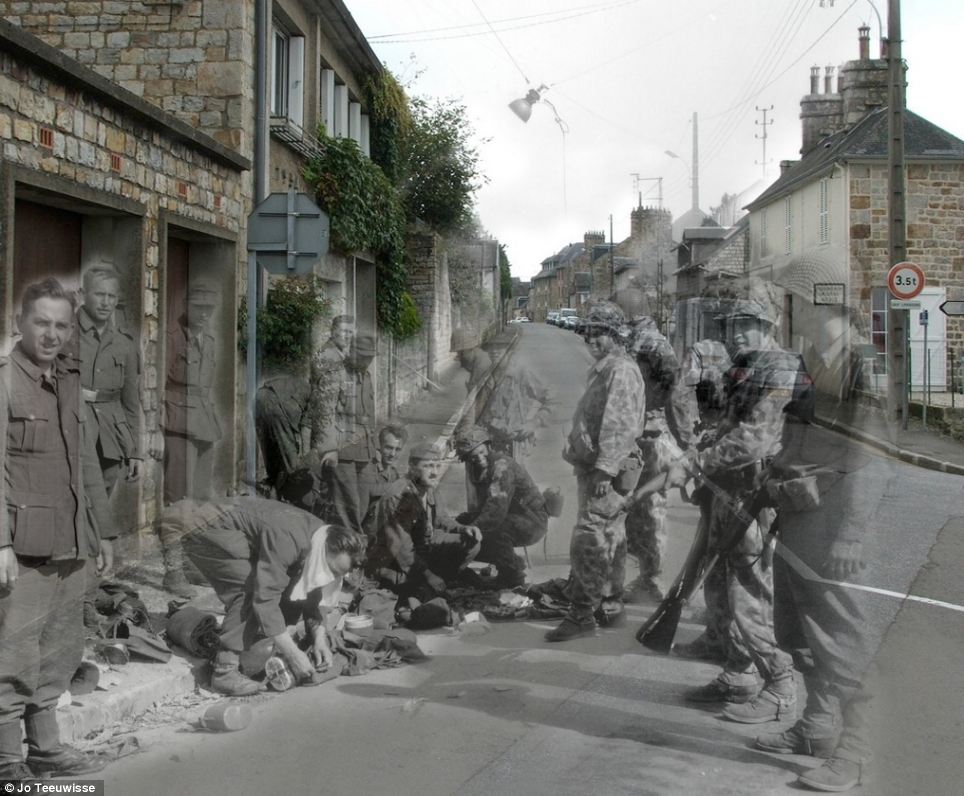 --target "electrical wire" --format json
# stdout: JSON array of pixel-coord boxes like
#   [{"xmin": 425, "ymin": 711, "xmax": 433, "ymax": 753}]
[
  {"xmin": 468, "ymin": 0, "xmax": 531, "ymax": 83},
  {"xmin": 371, "ymin": 0, "xmax": 642, "ymax": 44},
  {"xmin": 368, "ymin": 0, "xmax": 640, "ymax": 41}
]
